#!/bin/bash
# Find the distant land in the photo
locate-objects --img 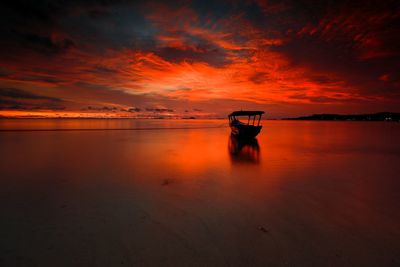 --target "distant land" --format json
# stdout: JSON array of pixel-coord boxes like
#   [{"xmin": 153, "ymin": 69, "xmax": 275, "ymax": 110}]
[{"xmin": 284, "ymin": 112, "xmax": 400, "ymax": 121}]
